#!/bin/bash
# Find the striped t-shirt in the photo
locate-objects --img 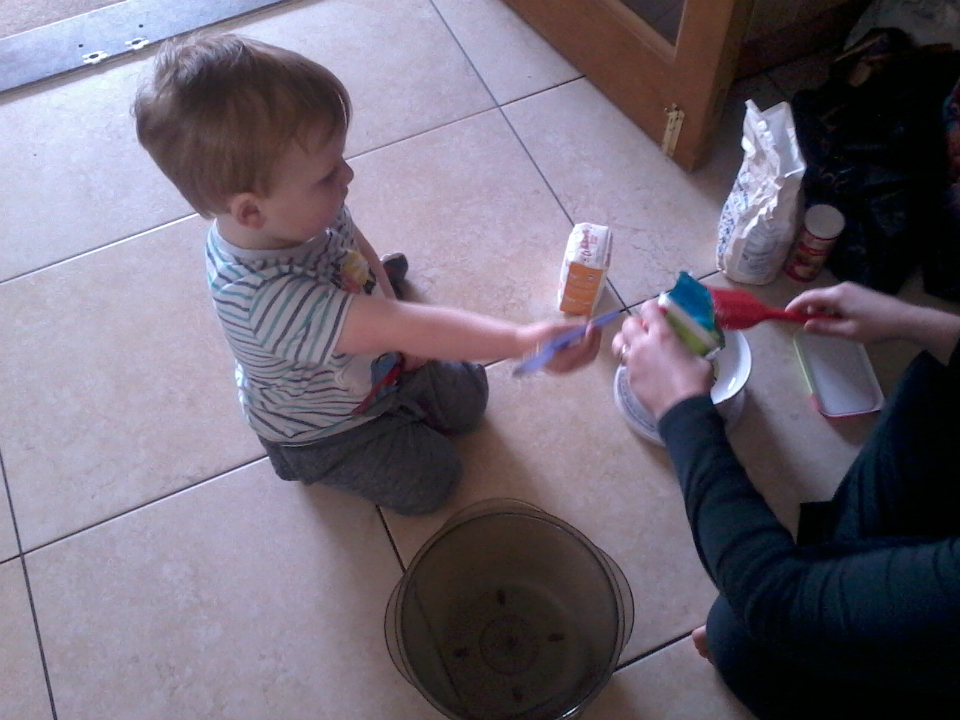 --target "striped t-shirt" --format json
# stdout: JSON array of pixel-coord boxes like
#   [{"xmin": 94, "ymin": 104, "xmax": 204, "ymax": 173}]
[{"xmin": 205, "ymin": 205, "xmax": 401, "ymax": 444}]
